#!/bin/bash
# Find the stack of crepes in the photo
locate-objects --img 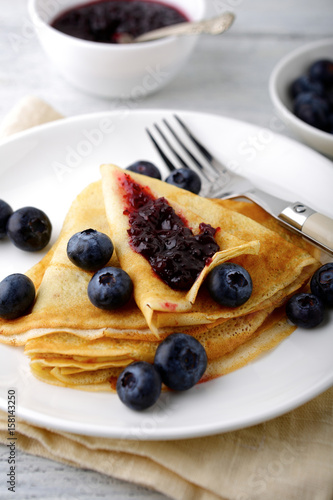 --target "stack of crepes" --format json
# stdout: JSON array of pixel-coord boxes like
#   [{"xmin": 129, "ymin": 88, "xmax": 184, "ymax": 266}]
[{"xmin": 0, "ymin": 164, "xmax": 321, "ymax": 391}]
